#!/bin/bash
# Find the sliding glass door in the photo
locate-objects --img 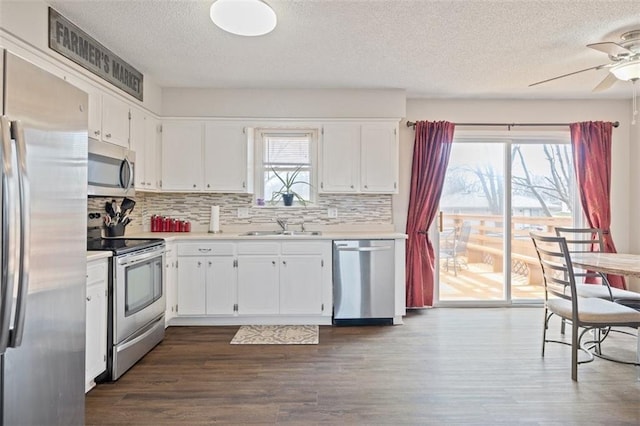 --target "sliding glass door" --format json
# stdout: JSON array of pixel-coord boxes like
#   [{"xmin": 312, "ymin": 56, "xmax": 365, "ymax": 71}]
[{"xmin": 435, "ymin": 133, "xmax": 580, "ymax": 305}]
